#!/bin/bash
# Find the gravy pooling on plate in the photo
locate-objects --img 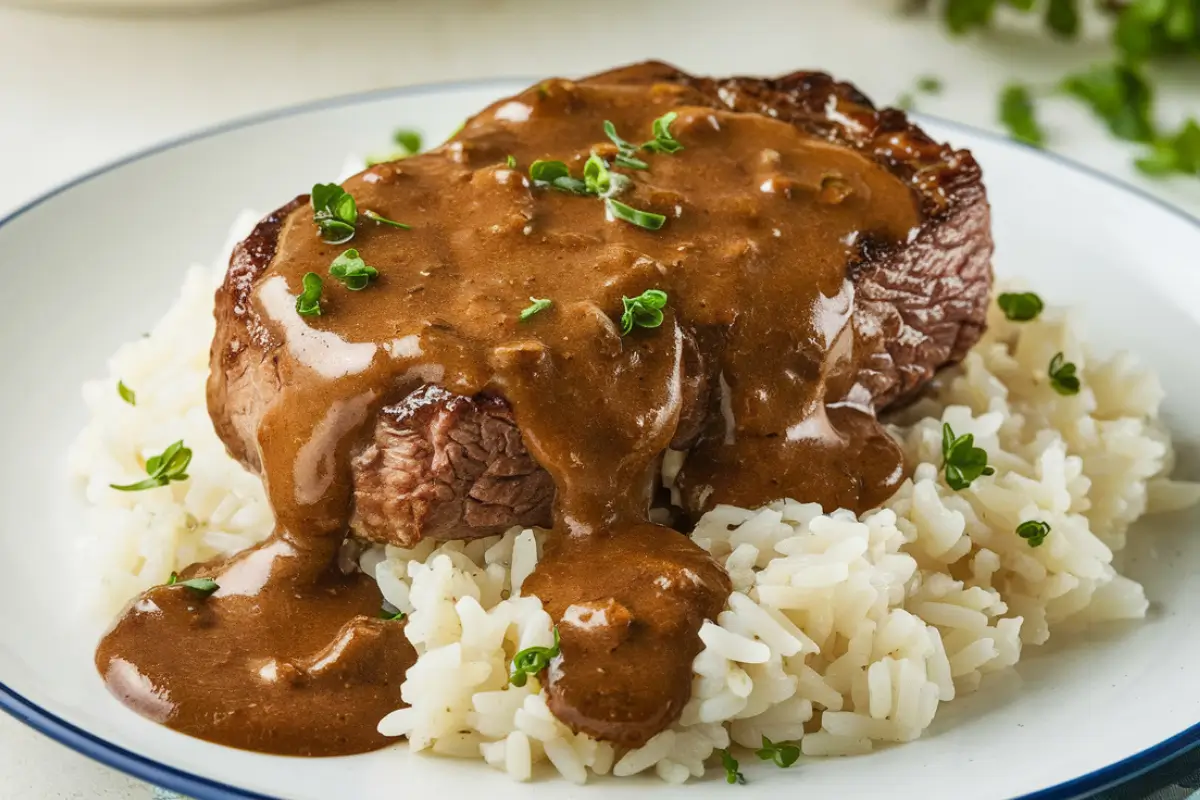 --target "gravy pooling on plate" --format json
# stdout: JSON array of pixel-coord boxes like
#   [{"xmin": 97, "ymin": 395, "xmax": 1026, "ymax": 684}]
[{"xmin": 96, "ymin": 62, "xmax": 993, "ymax": 756}]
